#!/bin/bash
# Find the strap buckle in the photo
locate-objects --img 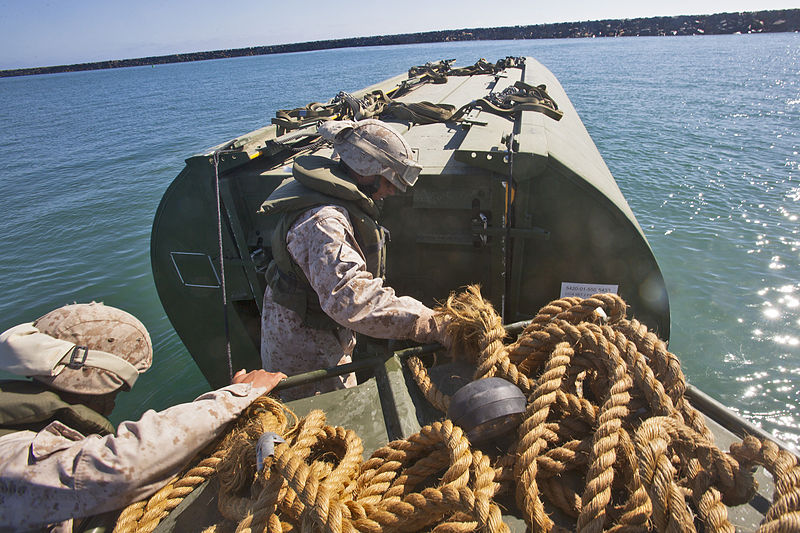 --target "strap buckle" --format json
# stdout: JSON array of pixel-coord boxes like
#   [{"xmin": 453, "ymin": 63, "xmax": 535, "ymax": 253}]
[{"xmin": 67, "ymin": 345, "xmax": 89, "ymax": 369}]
